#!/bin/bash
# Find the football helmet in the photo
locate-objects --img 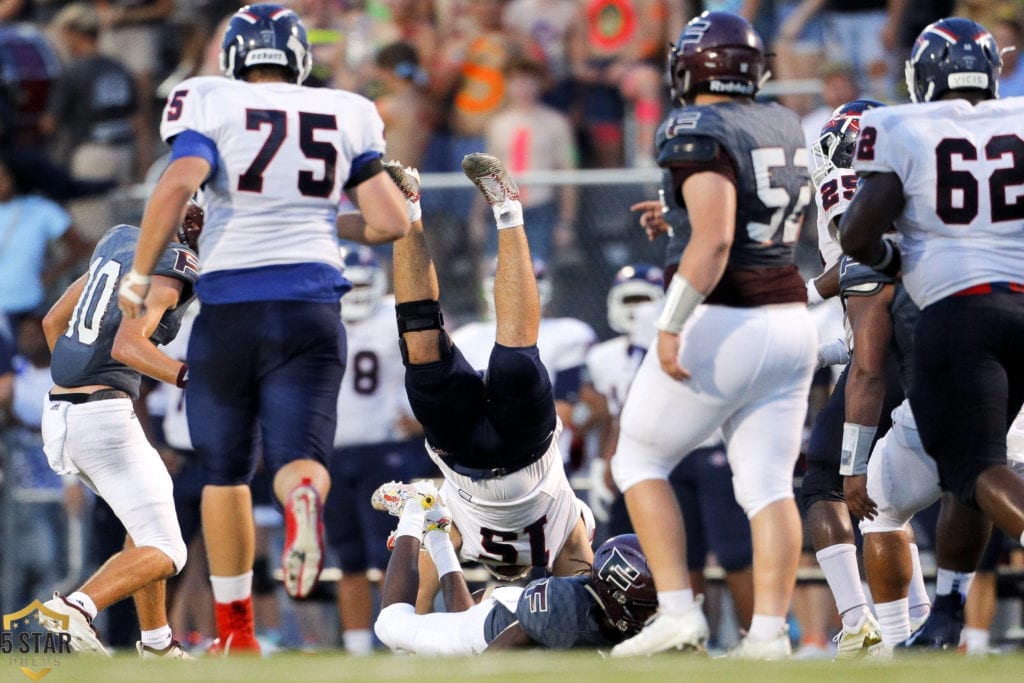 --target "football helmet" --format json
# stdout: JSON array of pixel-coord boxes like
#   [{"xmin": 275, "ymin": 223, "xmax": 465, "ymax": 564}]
[
  {"xmin": 905, "ymin": 17, "xmax": 1001, "ymax": 103},
  {"xmin": 667, "ymin": 11, "xmax": 766, "ymax": 106},
  {"xmin": 341, "ymin": 245, "xmax": 387, "ymax": 323},
  {"xmin": 607, "ymin": 264, "xmax": 664, "ymax": 335},
  {"xmin": 220, "ymin": 4, "xmax": 313, "ymax": 84},
  {"xmin": 809, "ymin": 99, "xmax": 886, "ymax": 186},
  {"xmin": 587, "ymin": 534, "xmax": 658, "ymax": 636},
  {"xmin": 481, "ymin": 257, "xmax": 552, "ymax": 319},
  {"xmin": 178, "ymin": 200, "xmax": 204, "ymax": 252}
]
